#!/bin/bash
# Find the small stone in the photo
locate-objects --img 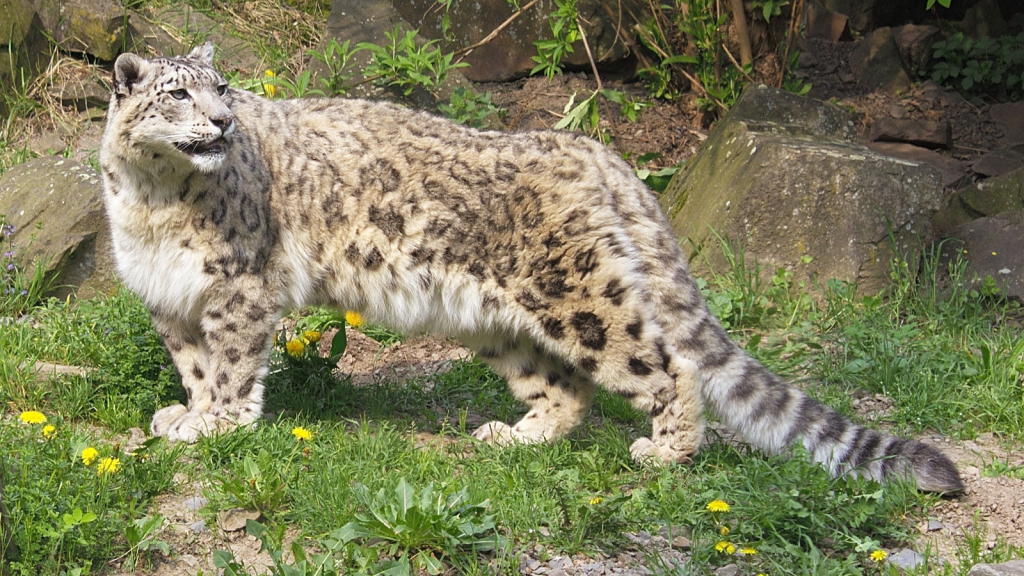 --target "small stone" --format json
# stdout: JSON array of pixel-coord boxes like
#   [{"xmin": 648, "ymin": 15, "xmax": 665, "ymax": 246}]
[
  {"xmin": 216, "ymin": 508, "xmax": 260, "ymax": 532},
  {"xmin": 184, "ymin": 496, "xmax": 208, "ymax": 511},
  {"xmin": 928, "ymin": 520, "xmax": 944, "ymax": 531},
  {"xmin": 548, "ymin": 569, "xmax": 565, "ymax": 576},
  {"xmin": 967, "ymin": 559, "xmax": 1024, "ymax": 576},
  {"xmin": 887, "ymin": 103, "xmax": 908, "ymax": 119},
  {"xmin": 538, "ymin": 526, "xmax": 551, "ymax": 537},
  {"xmin": 189, "ymin": 519, "xmax": 206, "ymax": 533},
  {"xmin": 672, "ymin": 536, "xmax": 692, "ymax": 550},
  {"xmin": 715, "ymin": 565, "xmax": 740, "ymax": 576},
  {"xmin": 179, "ymin": 554, "xmax": 199, "ymax": 567},
  {"xmin": 888, "ymin": 548, "xmax": 926, "ymax": 570}
]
